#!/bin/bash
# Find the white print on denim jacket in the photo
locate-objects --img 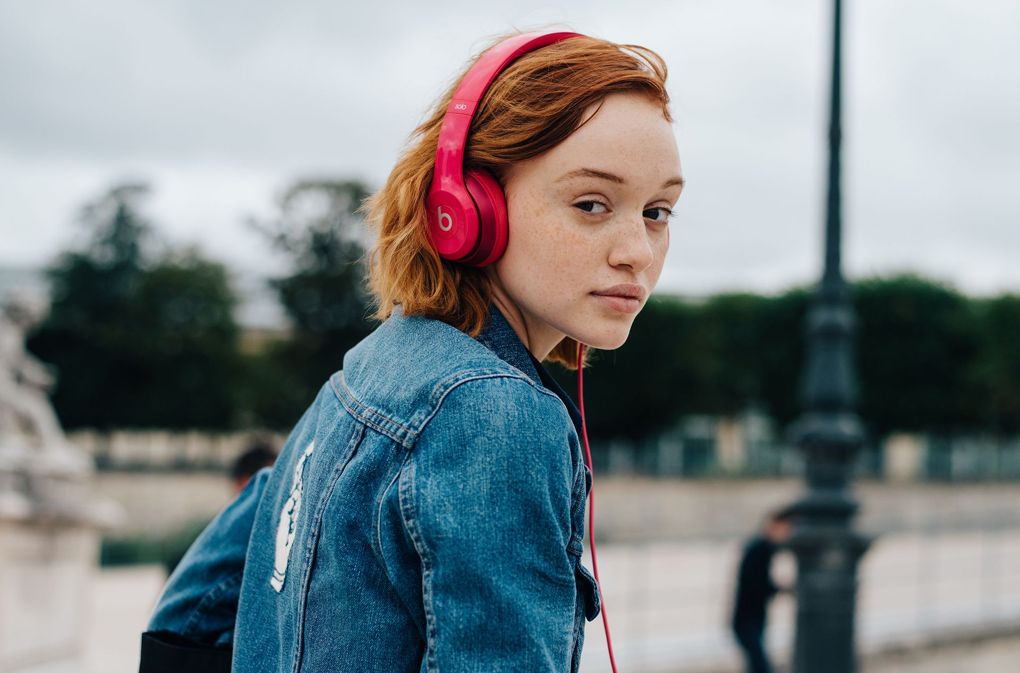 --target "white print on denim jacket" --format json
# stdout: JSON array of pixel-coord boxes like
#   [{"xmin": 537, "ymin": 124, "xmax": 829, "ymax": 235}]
[{"xmin": 270, "ymin": 441, "xmax": 315, "ymax": 592}]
